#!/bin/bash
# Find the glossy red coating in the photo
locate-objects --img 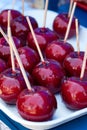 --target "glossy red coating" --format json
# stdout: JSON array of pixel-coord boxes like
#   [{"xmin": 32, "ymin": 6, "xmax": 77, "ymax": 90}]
[
  {"xmin": 11, "ymin": 16, "xmax": 38, "ymax": 46},
  {"xmin": 53, "ymin": 13, "xmax": 76, "ymax": 39},
  {"xmin": 63, "ymin": 51, "xmax": 87, "ymax": 77},
  {"xmin": 0, "ymin": 37, "xmax": 22, "ymax": 61},
  {"xmin": 16, "ymin": 86, "xmax": 57, "ymax": 121},
  {"xmin": 0, "ymin": 9, "xmax": 23, "ymax": 33},
  {"xmin": 32, "ymin": 60, "xmax": 65, "ymax": 94},
  {"xmin": 0, "ymin": 68, "xmax": 33, "ymax": 104},
  {"xmin": 15, "ymin": 46, "xmax": 40, "ymax": 73},
  {"xmin": 27, "ymin": 27, "xmax": 58, "ymax": 51},
  {"xmin": 45, "ymin": 40, "xmax": 74, "ymax": 64},
  {"xmin": 61, "ymin": 77, "xmax": 87, "ymax": 110}
]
